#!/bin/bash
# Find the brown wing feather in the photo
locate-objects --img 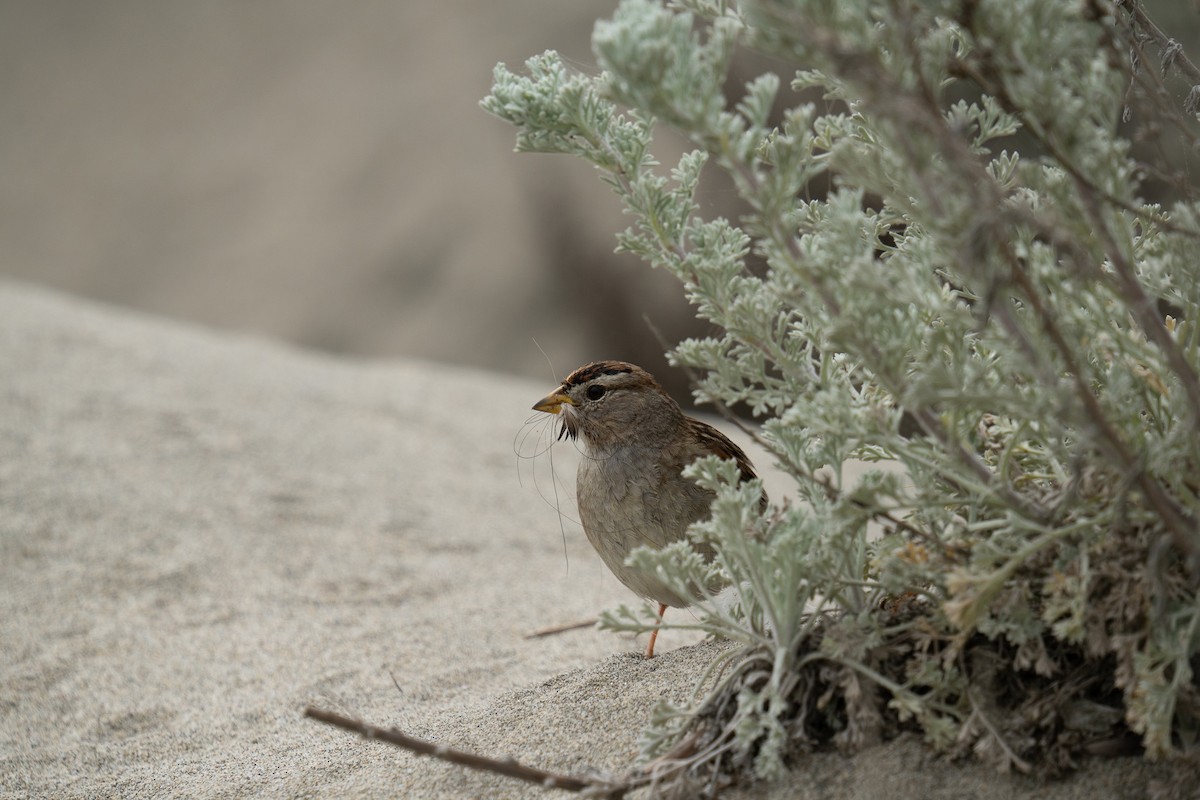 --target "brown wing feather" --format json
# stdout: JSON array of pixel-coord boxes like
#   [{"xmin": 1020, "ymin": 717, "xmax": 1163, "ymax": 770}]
[{"xmin": 685, "ymin": 416, "xmax": 769, "ymax": 511}]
